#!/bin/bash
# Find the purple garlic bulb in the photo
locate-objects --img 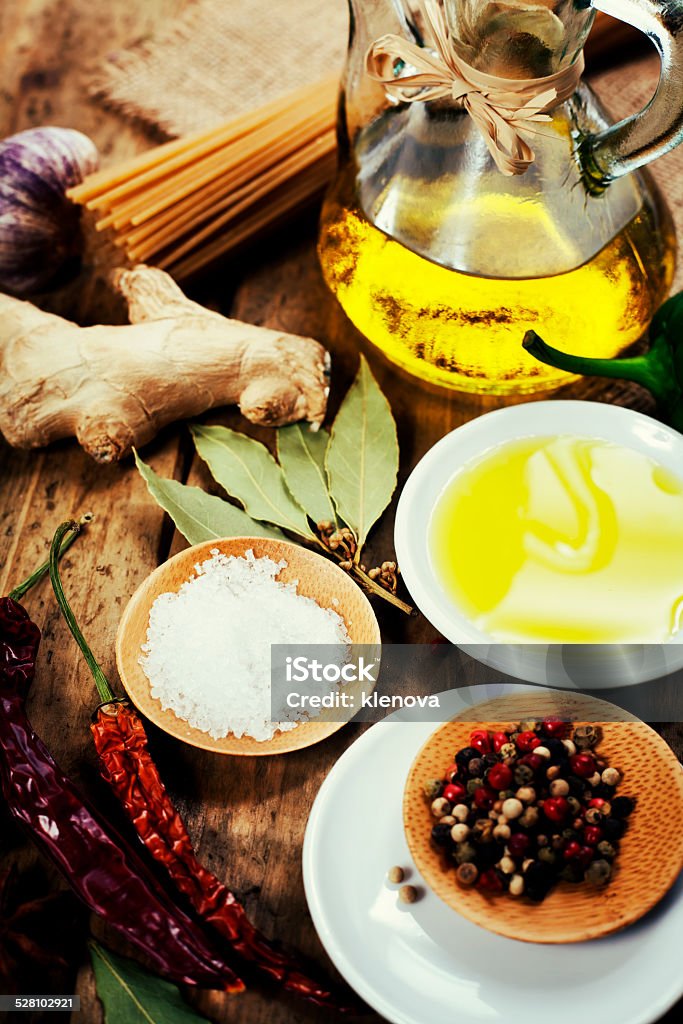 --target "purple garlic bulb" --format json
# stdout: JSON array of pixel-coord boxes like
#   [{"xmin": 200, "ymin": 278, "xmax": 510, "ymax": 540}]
[{"xmin": 0, "ymin": 126, "xmax": 99, "ymax": 296}]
